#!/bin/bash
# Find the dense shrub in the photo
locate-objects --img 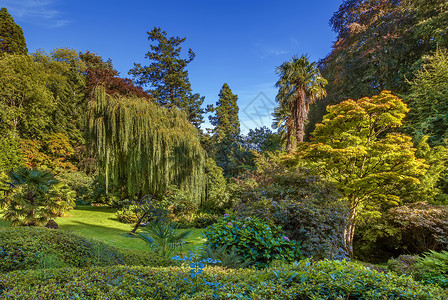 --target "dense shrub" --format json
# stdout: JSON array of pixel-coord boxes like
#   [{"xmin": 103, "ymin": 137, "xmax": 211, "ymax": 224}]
[
  {"xmin": 387, "ymin": 255, "xmax": 419, "ymax": 276},
  {"xmin": 0, "ymin": 227, "xmax": 170, "ymax": 272},
  {"xmin": 202, "ymin": 157, "xmax": 229, "ymax": 212},
  {"xmin": 176, "ymin": 211, "xmax": 219, "ymax": 228},
  {"xmin": 56, "ymin": 170, "xmax": 94, "ymax": 205},
  {"xmin": 163, "ymin": 185, "xmax": 199, "ymax": 223},
  {"xmin": 230, "ymin": 155, "xmax": 338, "ymax": 206},
  {"xmin": 357, "ymin": 202, "xmax": 448, "ymax": 260},
  {"xmin": 231, "ymin": 155, "xmax": 346, "ymax": 259},
  {"xmin": 0, "ymin": 260, "xmax": 444, "ymax": 299},
  {"xmin": 204, "ymin": 215, "xmax": 302, "ymax": 268},
  {"xmin": 116, "ymin": 205, "xmax": 140, "ymax": 223},
  {"xmin": 387, "ymin": 251, "xmax": 448, "ymax": 289},
  {"xmin": 273, "ymin": 200, "xmax": 348, "ymax": 259}
]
